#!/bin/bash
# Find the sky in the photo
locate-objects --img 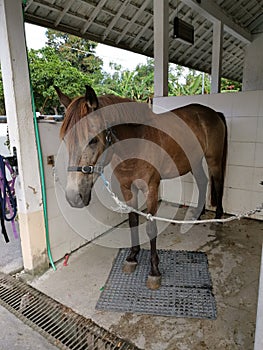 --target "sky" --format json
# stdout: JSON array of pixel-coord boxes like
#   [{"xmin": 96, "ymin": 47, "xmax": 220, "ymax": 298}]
[{"xmin": 24, "ymin": 23, "xmax": 148, "ymax": 72}]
